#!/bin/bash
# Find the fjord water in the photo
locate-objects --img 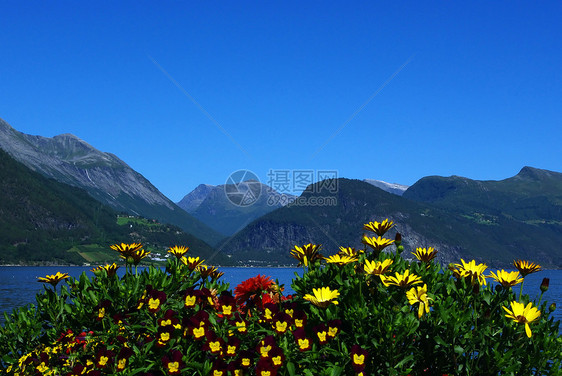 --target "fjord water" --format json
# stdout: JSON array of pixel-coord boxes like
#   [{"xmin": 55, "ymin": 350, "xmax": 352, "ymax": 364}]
[
  {"xmin": 1, "ymin": 267, "xmax": 561, "ymax": 331},
  {"xmin": 0, "ymin": 266, "xmax": 301, "ymax": 324}
]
